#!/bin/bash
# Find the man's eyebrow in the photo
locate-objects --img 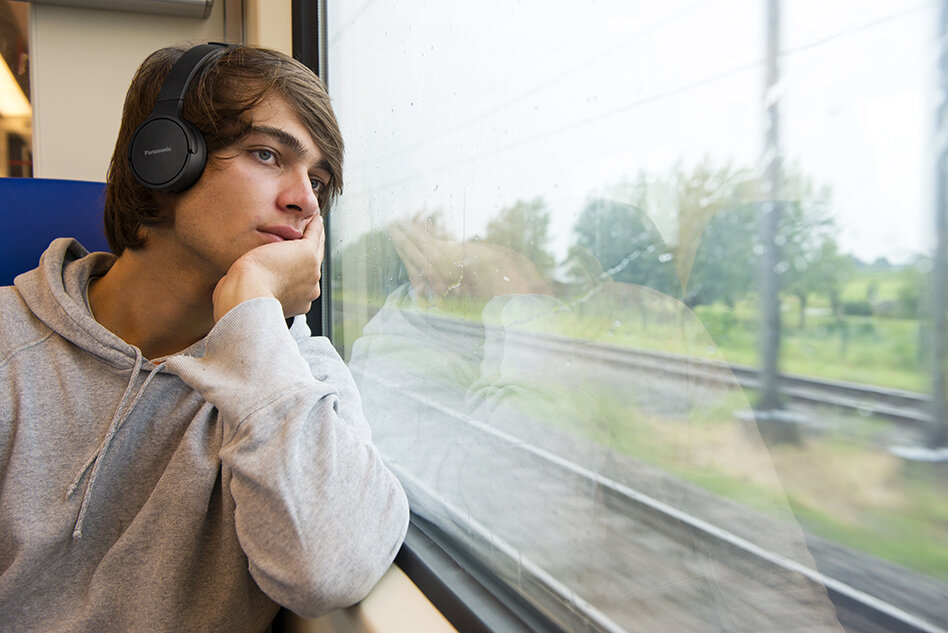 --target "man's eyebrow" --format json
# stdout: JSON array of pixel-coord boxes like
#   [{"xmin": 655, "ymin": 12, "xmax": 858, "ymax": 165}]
[{"xmin": 250, "ymin": 125, "xmax": 330, "ymax": 172}]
